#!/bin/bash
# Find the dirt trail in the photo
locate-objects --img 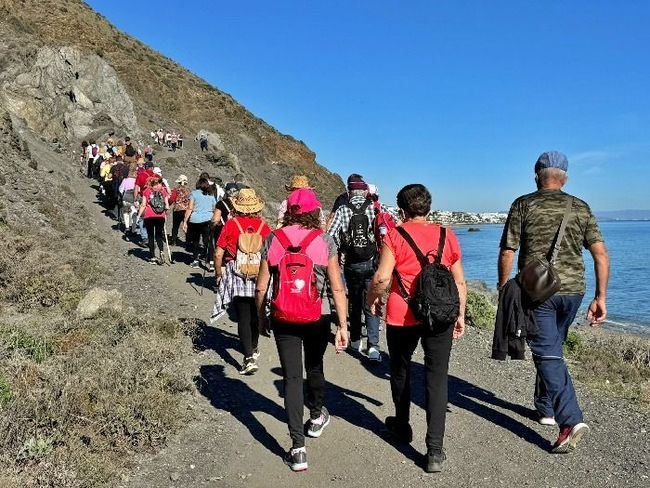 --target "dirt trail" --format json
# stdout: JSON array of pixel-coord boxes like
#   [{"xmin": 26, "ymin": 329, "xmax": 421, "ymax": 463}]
[{"xmin": 78, "ymin": 174, "xmax": 648, "ymax": 488}]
